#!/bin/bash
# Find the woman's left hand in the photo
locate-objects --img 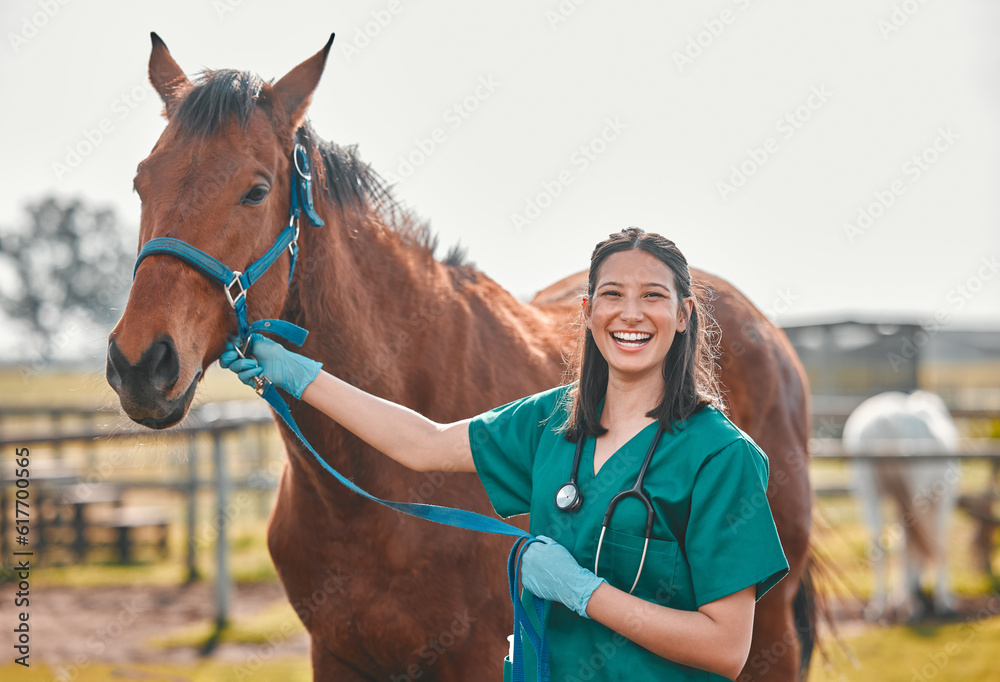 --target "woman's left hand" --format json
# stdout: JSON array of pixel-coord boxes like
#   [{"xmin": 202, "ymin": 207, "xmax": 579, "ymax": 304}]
[{"xmin": 520, "ymin": 536, "xmax": 605, "ymax": 618}]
